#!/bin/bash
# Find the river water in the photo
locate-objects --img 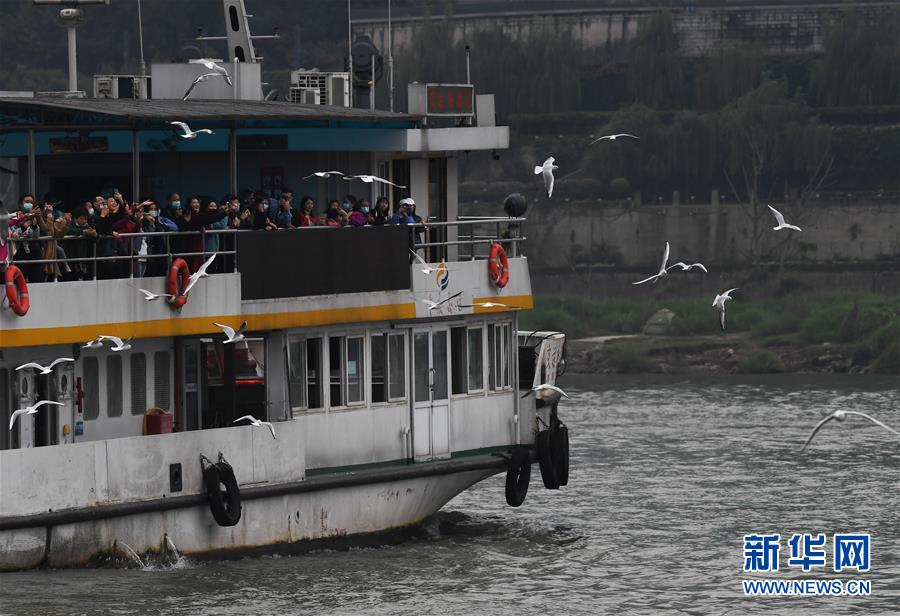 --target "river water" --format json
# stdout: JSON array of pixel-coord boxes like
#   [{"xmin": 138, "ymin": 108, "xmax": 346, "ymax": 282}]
[{"xmin": 3, "ymin": 375, "xmax": 898, "ymax": 615}]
